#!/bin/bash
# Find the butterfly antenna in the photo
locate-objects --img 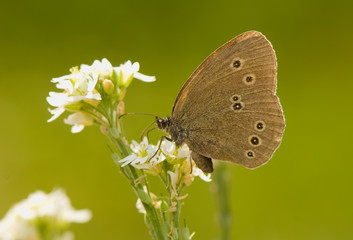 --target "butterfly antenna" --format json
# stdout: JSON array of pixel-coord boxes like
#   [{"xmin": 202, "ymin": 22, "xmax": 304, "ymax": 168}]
[
  {"xmin": 118, "ymin": 112, "xmax": 159, "ymax": 119},
  {"xmin": 140, "ymin": 120, "xmax": 157, "ymax": 141},
  {"xmin": 146, "ymin": 127, "xmax": 157, "ymax": 141}
]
